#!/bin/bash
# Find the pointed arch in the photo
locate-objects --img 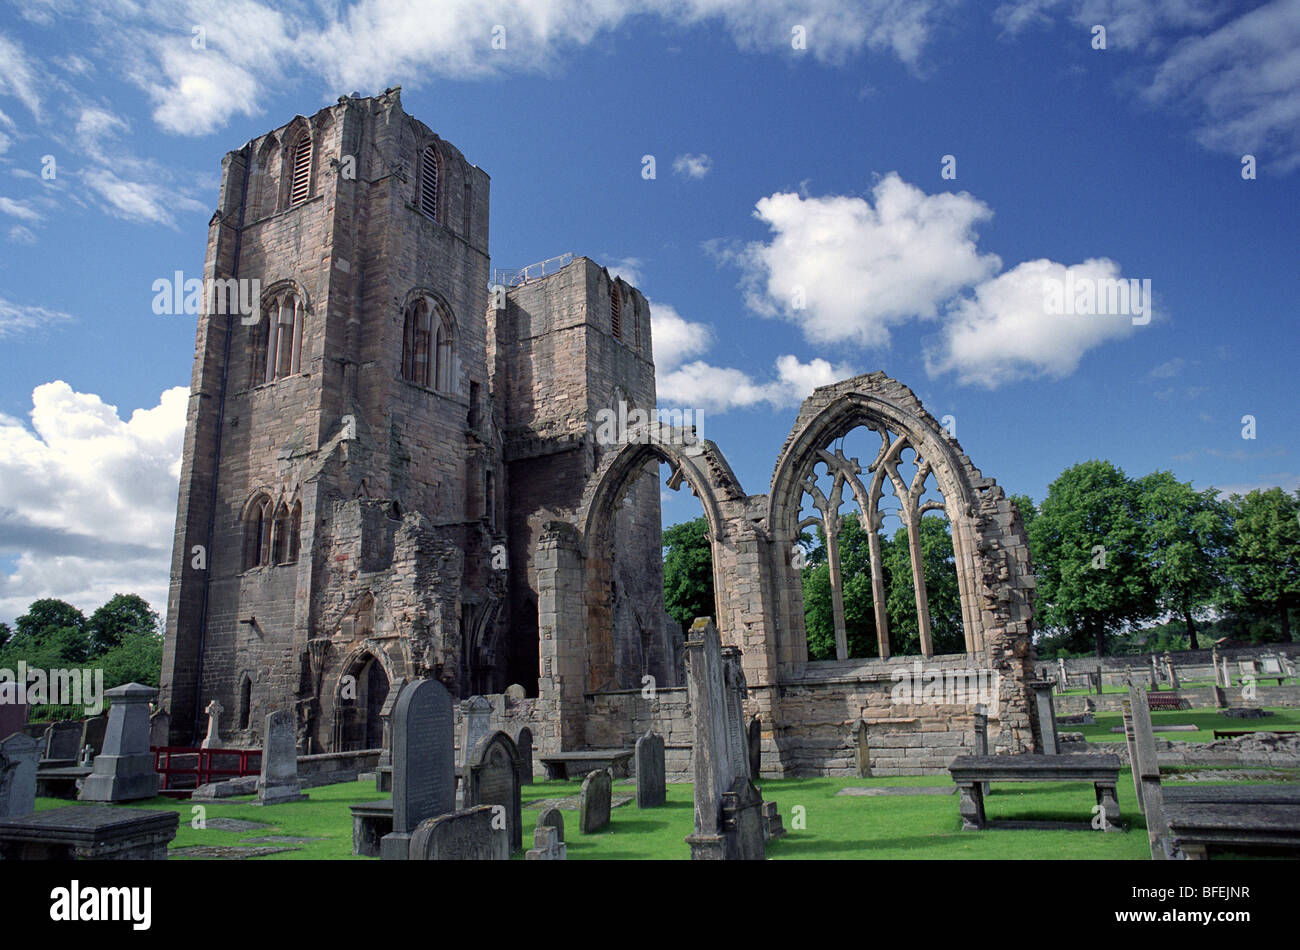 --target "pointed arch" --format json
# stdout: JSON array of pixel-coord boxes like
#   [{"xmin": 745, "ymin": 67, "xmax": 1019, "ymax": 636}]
[
  {"xmin": 419, "ymin": 142, "xmax": 442, "ymax": 221},
  {"xmin": 242, "ymin": 491, "xmax": 274, "ymax": 570}
]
